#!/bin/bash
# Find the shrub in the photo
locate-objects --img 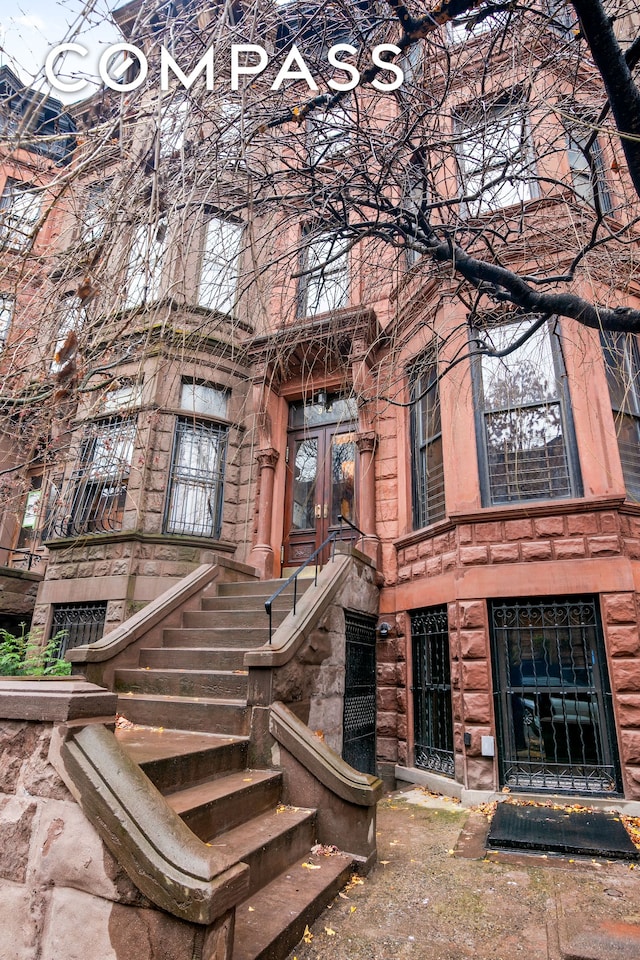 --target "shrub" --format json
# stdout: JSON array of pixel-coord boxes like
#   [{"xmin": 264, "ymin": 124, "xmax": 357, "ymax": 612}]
[{"xmin": 0, "ymin": 624, "xmax": 71, "ymax": 677}]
